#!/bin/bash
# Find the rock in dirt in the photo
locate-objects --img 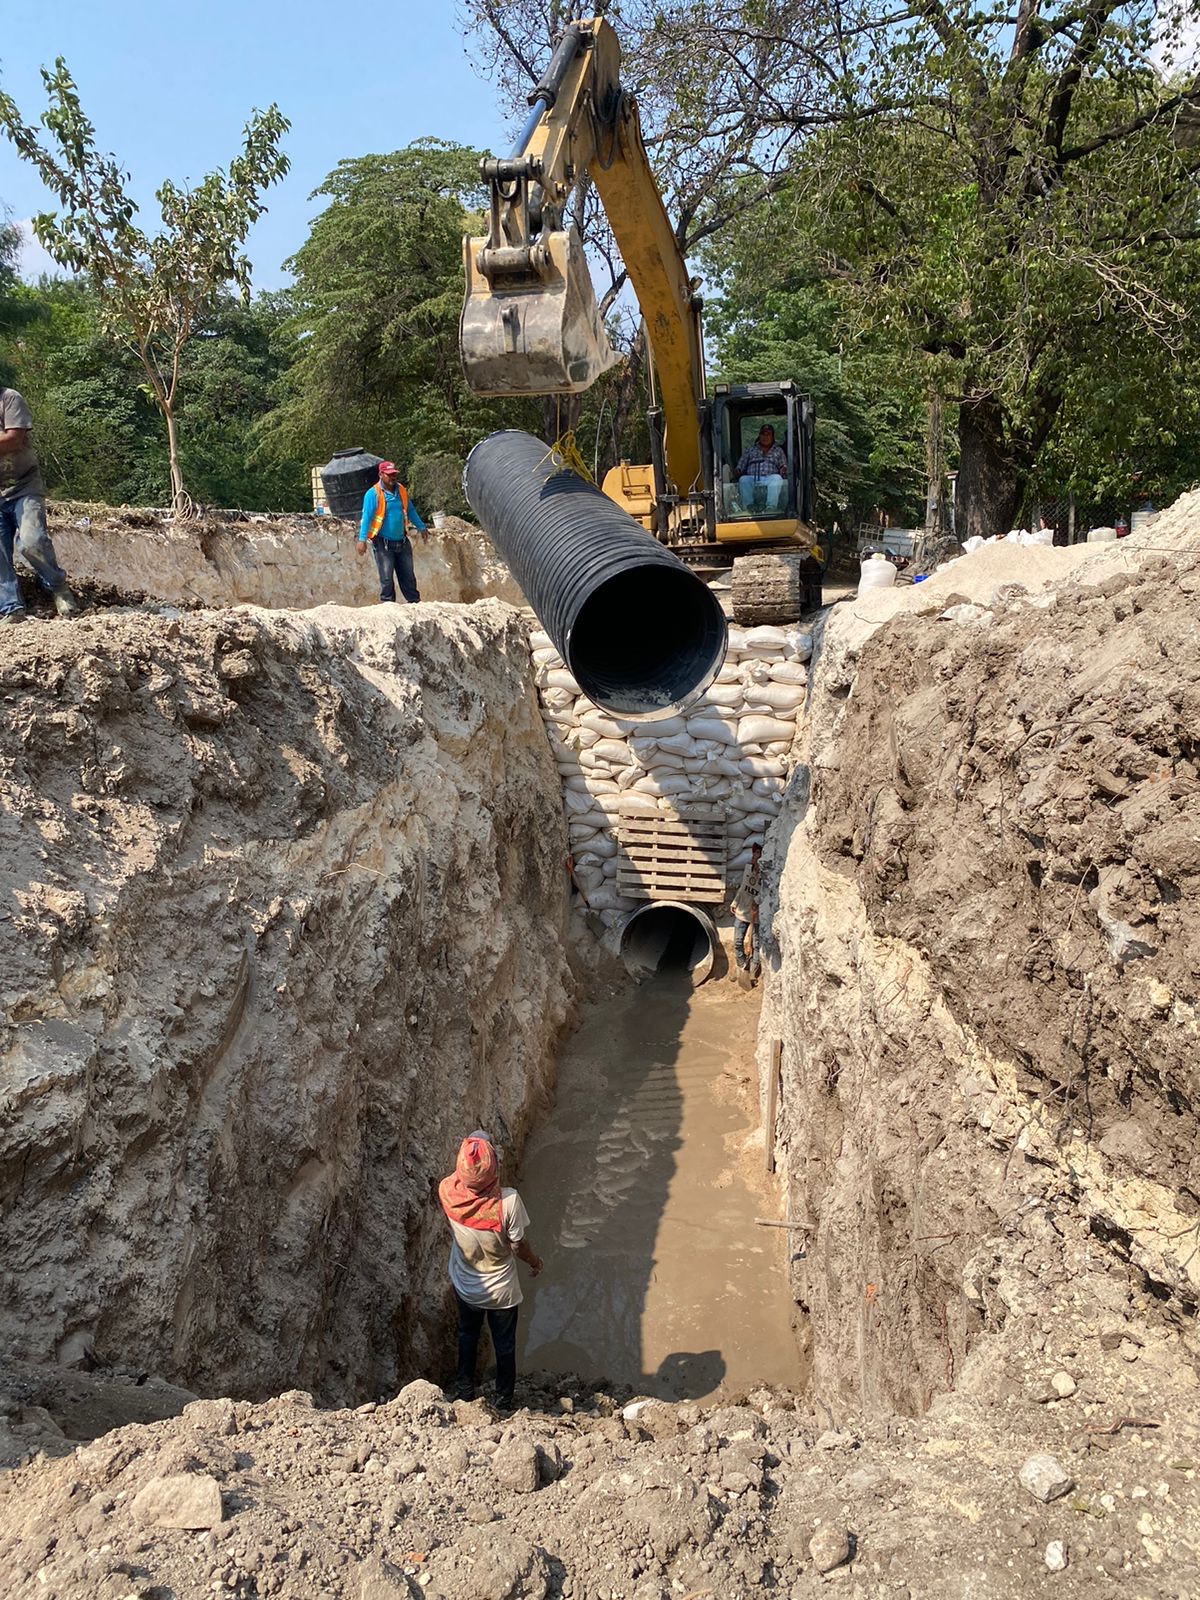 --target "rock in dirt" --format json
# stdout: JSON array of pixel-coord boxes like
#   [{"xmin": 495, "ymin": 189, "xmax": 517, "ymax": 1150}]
[
  {"xmin": 456, "ymin": 1533, "xmax": 550, "ymax": 1600},
  {"xmin": 130, "ymin": 1471, "xmax": 223, "ymax": 1529},
  {"xmin": 494, "ymin": 1437, "xmax": 541, "ymax": 1493},
  {"xmin": 1019, "ymin": 1454, "xmax": 1074, "ymax": 1503},
  {"xmin": 809, "ymin": 1524, "xmax": 852, "ymax": 1573},
  {"xmin": 1044, "ymin": 1540, "xmax": 1069, "ymax": 1571},
  {"xmin": 1050, "ymin": 1371, "xmax": 1077, "ymax": 1398},
  {"xmin": 183, "ymin": 1397, "xmax": 238, "ymax": 1436}
]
